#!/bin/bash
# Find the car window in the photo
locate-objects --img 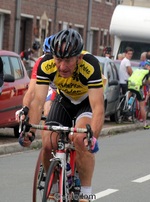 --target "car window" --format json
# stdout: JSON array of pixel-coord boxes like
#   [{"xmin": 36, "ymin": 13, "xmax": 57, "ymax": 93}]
[
  {"xmin": 1, "ymin": 56, "xmax": 12, "ymax": 75},
  {"xmin": 10, "ymin": 56, "xmax": 23, "ymax": 79},
  {"xmin": 107, "ymin": 63, "xmax": 113, "ymax": 82},
  {"xmin": 111, "ymin": 62, "xmax": 119, "ymax": 80}
]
